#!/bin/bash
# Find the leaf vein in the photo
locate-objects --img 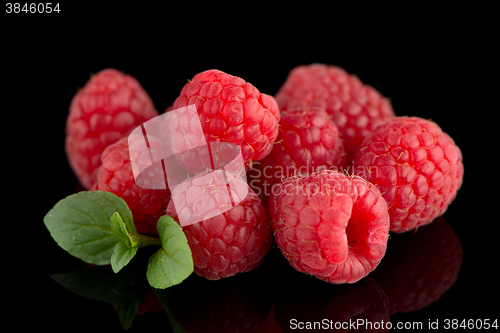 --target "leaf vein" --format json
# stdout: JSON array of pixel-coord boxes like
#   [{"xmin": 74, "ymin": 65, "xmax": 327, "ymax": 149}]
[
  {"xmin": 51, "ymin": 218, "xmax": 112, "ymax": 232},
  {"xmin": 74, "ymin": 234, "xmax": 116, "ymax": 246}
]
